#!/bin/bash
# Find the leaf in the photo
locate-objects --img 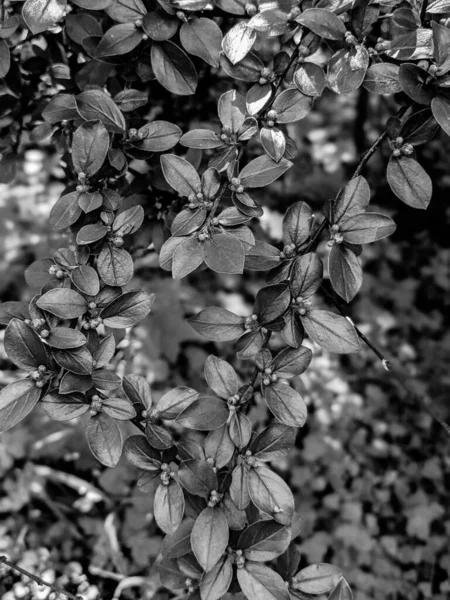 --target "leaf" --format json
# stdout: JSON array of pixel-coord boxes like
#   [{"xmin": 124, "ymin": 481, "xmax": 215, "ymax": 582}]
[
  {"xmin": 76, "ymin": 223, "xmax": 109, "ymax": 245},
  {"xmin": 271, "ymin": 346, "xmax": 312, "ymax": 378},
  {"xmin": 180, "ymin": 18, "xmax": 222, "ymax": 67},
  {"xmin": 237, "ymin": 520, "xmax": 291, "ymax": 562},
  {"xmin": 240, "ymin": 155, "xmax": 292, "ymax": 188},
  {"xmin": 123, "ymin": 434, "xmax": 160, "ymax": 469},
  {"xmin": 429, "ymin": 0, "xmax": 450, "ymax": 12},
  {"xmin": 151, "ymin": 41, "xmax": 198, "ymax": 96},
  {"xmin": 113, "ymin": 206, "xmax": 144, "ymax": 236},
  {"xmin": 134, "ymin": 121, "xmax": 182, "ymax": 152},
  {"xmin": 272, "ymin": 89, "xmax": 312, "ymax": 124},
  {"xmin": 97, "ymin": 245, "xmax": 134, "ymax": 287},
  {"xmin": 114, "ymin": 89, "xmax": 148, "ymax": 112},
  {"xmin": 76, "ymin": 90, "xmax": 126, "ymax": 134},
  {"xmin": 292, "ymin": 564, "xmax": 342, "ymax": 595},
  {"xmin": 431, "ymin": 94, "xmax": 450, "ymax": 137},
  {"xmin": 222, "ymin": 22, "xmax": 256, "ymax": 65},
  {"xmin": 172, "ymin": 237, "xmax": 204, "ymax": 279},
  {"xmin": 179, "ymin": 459, "xmax": 218, "ymax": 498},
  {"xmin": 71, "ymin": 266, "xmax": 100, "ymax": 296},
  {"xmin": 43, "ymin": 94, "xmax": 78, "ymax": 124},
  {"xmin": 0, "ymin": 40, "xmax": 11, "ymax": 78},
  {"xmin": 329, "ymin": 245, "xmax": 362, "ymax": 303},
  {"xmin": 157, "ymin": 387, "xmax": 198, "ymax": 420},
  {"xmin": 205, "ymin": 425, "xmax": 234, "ymax": 468},
  {"xmin": 296, "ymin": 8, "xmax": 346, "ymax": 40},
  {"xmin": 328, "ymin": 578, "xmax": 353, "ymax": 600},
  {"xmin": 301, "ymin": 310, "xmax": 360, "ymax": 353},
  {"xmin": 0, "ymin": 379, "xmax": 41, "ymax": 433},
  {"xmin": 91, "ymin": 369, "xmax": 121, "ymax": 391},
  {"xmin": 5, "ymin": 319, "xmax": 49, "ymax": 370},
  {"xmin": 100, "ymin": 290, "xmax": 154, "ymax": 328},
  {"xmin": 385, "ymin": 28, "xmax": 433, "ymax": 61},
  {"xmin": 53, "ymin": 346, "xmax": 94, "ymax": 375},
  {"xmin": 161, "ymin": 154, "xmax": 201, "ymax": 196},
  {"xmin": 248, "ymin": 466, "xmax": 294, "ymax": 525},
  {"xmin": 176, "ymin": 396, "xmax": 229, "ymax": 430},
  {"xmin": 94, "ymin": 334, "xmax": 116, "ymax": 369},
  {"xmin": 171, "ymin": 209, "xmax": 207, "ymax": 237},
  {"xmin": 254, "ymin": 283, "xmax": 291, "ymax": 325},
  {"xmin": 294, "ymin": 62, "xmax": 326, "ymax": 97},
  {"xmin": 340, "ymin": 213, "xmax": 396, "ymax": 244},
  {"xmin": 250, "ymin": 423, "xmax": 296, "ymax": 461},
  {"xmin": 188, "ymin": 307, "xmax": 245, "ymax": 341},
  {"xmin": 161, "ymin": 519, "xmax": 194, "ymax": 558},
  {"xmin": 200, "ymin": 556, "xmax": 233, "ymax": 600},
  {"xmin": 400, "ymin": 109, "xmax": 439, "ymax": 146},
  {"xmin": 22, "ymin": 0, "xmax": 66, "ymax": 34},
  {"xmin": 228, "ymin": 411, "xmax": 252, "ymax": 449},
  {"xmin": 180, "ymin": 129, "xmax": 223, "ymax": 150},
  {"xmin": 246, "ymin": 83, "xmax": 272, "ymax": 116},
  {"xmin": 204, "ymin": 355, "xmax": 240, "ymax": 399},
  {"xmin": 283, "ymin": 201, "xmax": 313, "ymax": 247},
  {"xmin": 191, "ymin": 506, "xmax": 229, "ymax": 572},
  {"xmin": 218, "ymin": 89, "xmax": 246, "ymax": 133},
  {"xmin": 59, "ymin": 372, "xmax": 92, "ymax": 395},
  {"xmin": 105, "ymin": 0, "xmax": 146, "ymax": 23},
  {"xmin": 49, "ymin": 192, "xmax": 83, "ymax": 230},
  {"xmin": 363, "ymin": 63, "xmax": 401, "ymax": 95},
  {"xmin": 290, "ymin": 253, "xmax": 323, "ymax": 298},
  {"xmin": 328, "ymin": 47, "xmax": 369, "ymax": 95},
  {"xmin": 0, "ymin": 302, "xmax": 30, "ymax": 326},
  {"xmin": 72, "ymin": 121, "xmax": 109, "ymax": 176},
  {"xmin": 398, "ymin": 63, "xmax": 433, "ymax": 105},
  {"xmin": 264, "ymin": 383, "xmax": 307, "ymax": 428},
  {"xmin": 154, "ymin": 480, "xmax": 185, "ymax": 535},
  {"xmin": 386, "ymin": 155, "xmax": 432, "ymax": 209},
  {"xmin": 204, "ymin": 234, "xmax": 245, "ymax": 274},
  {"xmin": 46, "ymin": 327, "xmax": 87, "ymax": 349},
  {"xmin": 332, "ymin": 176, "xmax": 370, "ymax": 223},
  {"xmin": 101, "ymin": 397, "xmax": 136, "ymax": 420},
  {"xmin": 86, "ymin": 412, "xmax": 122, "ymax": 467},
  {"xmin": 37, "ymin": 289, "xmax": 87, "ymax": 319},
  {"xmin": 41, "ymin": 392, "xmax": 89, "ymax": 421},
  {"xmin": 96, "ymin": 23, "xmax": 143, "ymax": 57},
  {"xmin": 261, "ymin": 127, "xmax": 286, "ymax": 163},
  {"xmin": 142, "ymin": 10, "xmax": 178, "ymax": 41},
  {"xmin": 237, "ymin": 562, "xmax": 290, "ymax": 600}
]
